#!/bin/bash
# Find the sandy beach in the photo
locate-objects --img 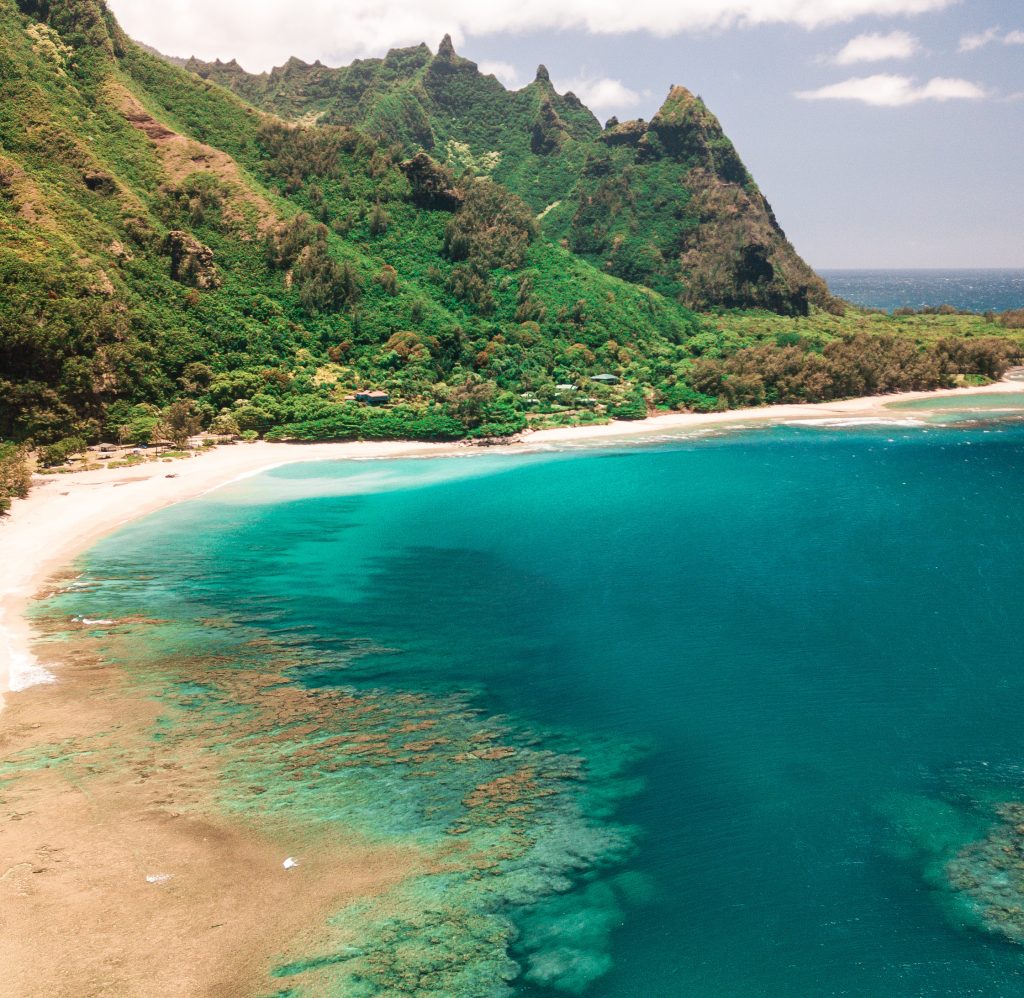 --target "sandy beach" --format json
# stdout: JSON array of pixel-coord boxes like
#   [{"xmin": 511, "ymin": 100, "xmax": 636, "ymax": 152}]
[
  {"xmin": 1, "ymin": 378, "xmax": 1022, "ymax": 710},
  {"xmin": 0, "ymin": 438, "xmax": 459, "ymax": 995}
]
